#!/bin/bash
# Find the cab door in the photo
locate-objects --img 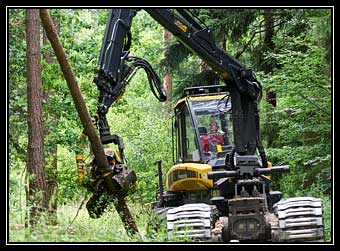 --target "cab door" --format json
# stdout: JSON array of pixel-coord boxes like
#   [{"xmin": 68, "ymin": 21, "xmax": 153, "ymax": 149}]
[{"xmin": 173, "ymin": 100, "xmax": 202, "ymax": 163}]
